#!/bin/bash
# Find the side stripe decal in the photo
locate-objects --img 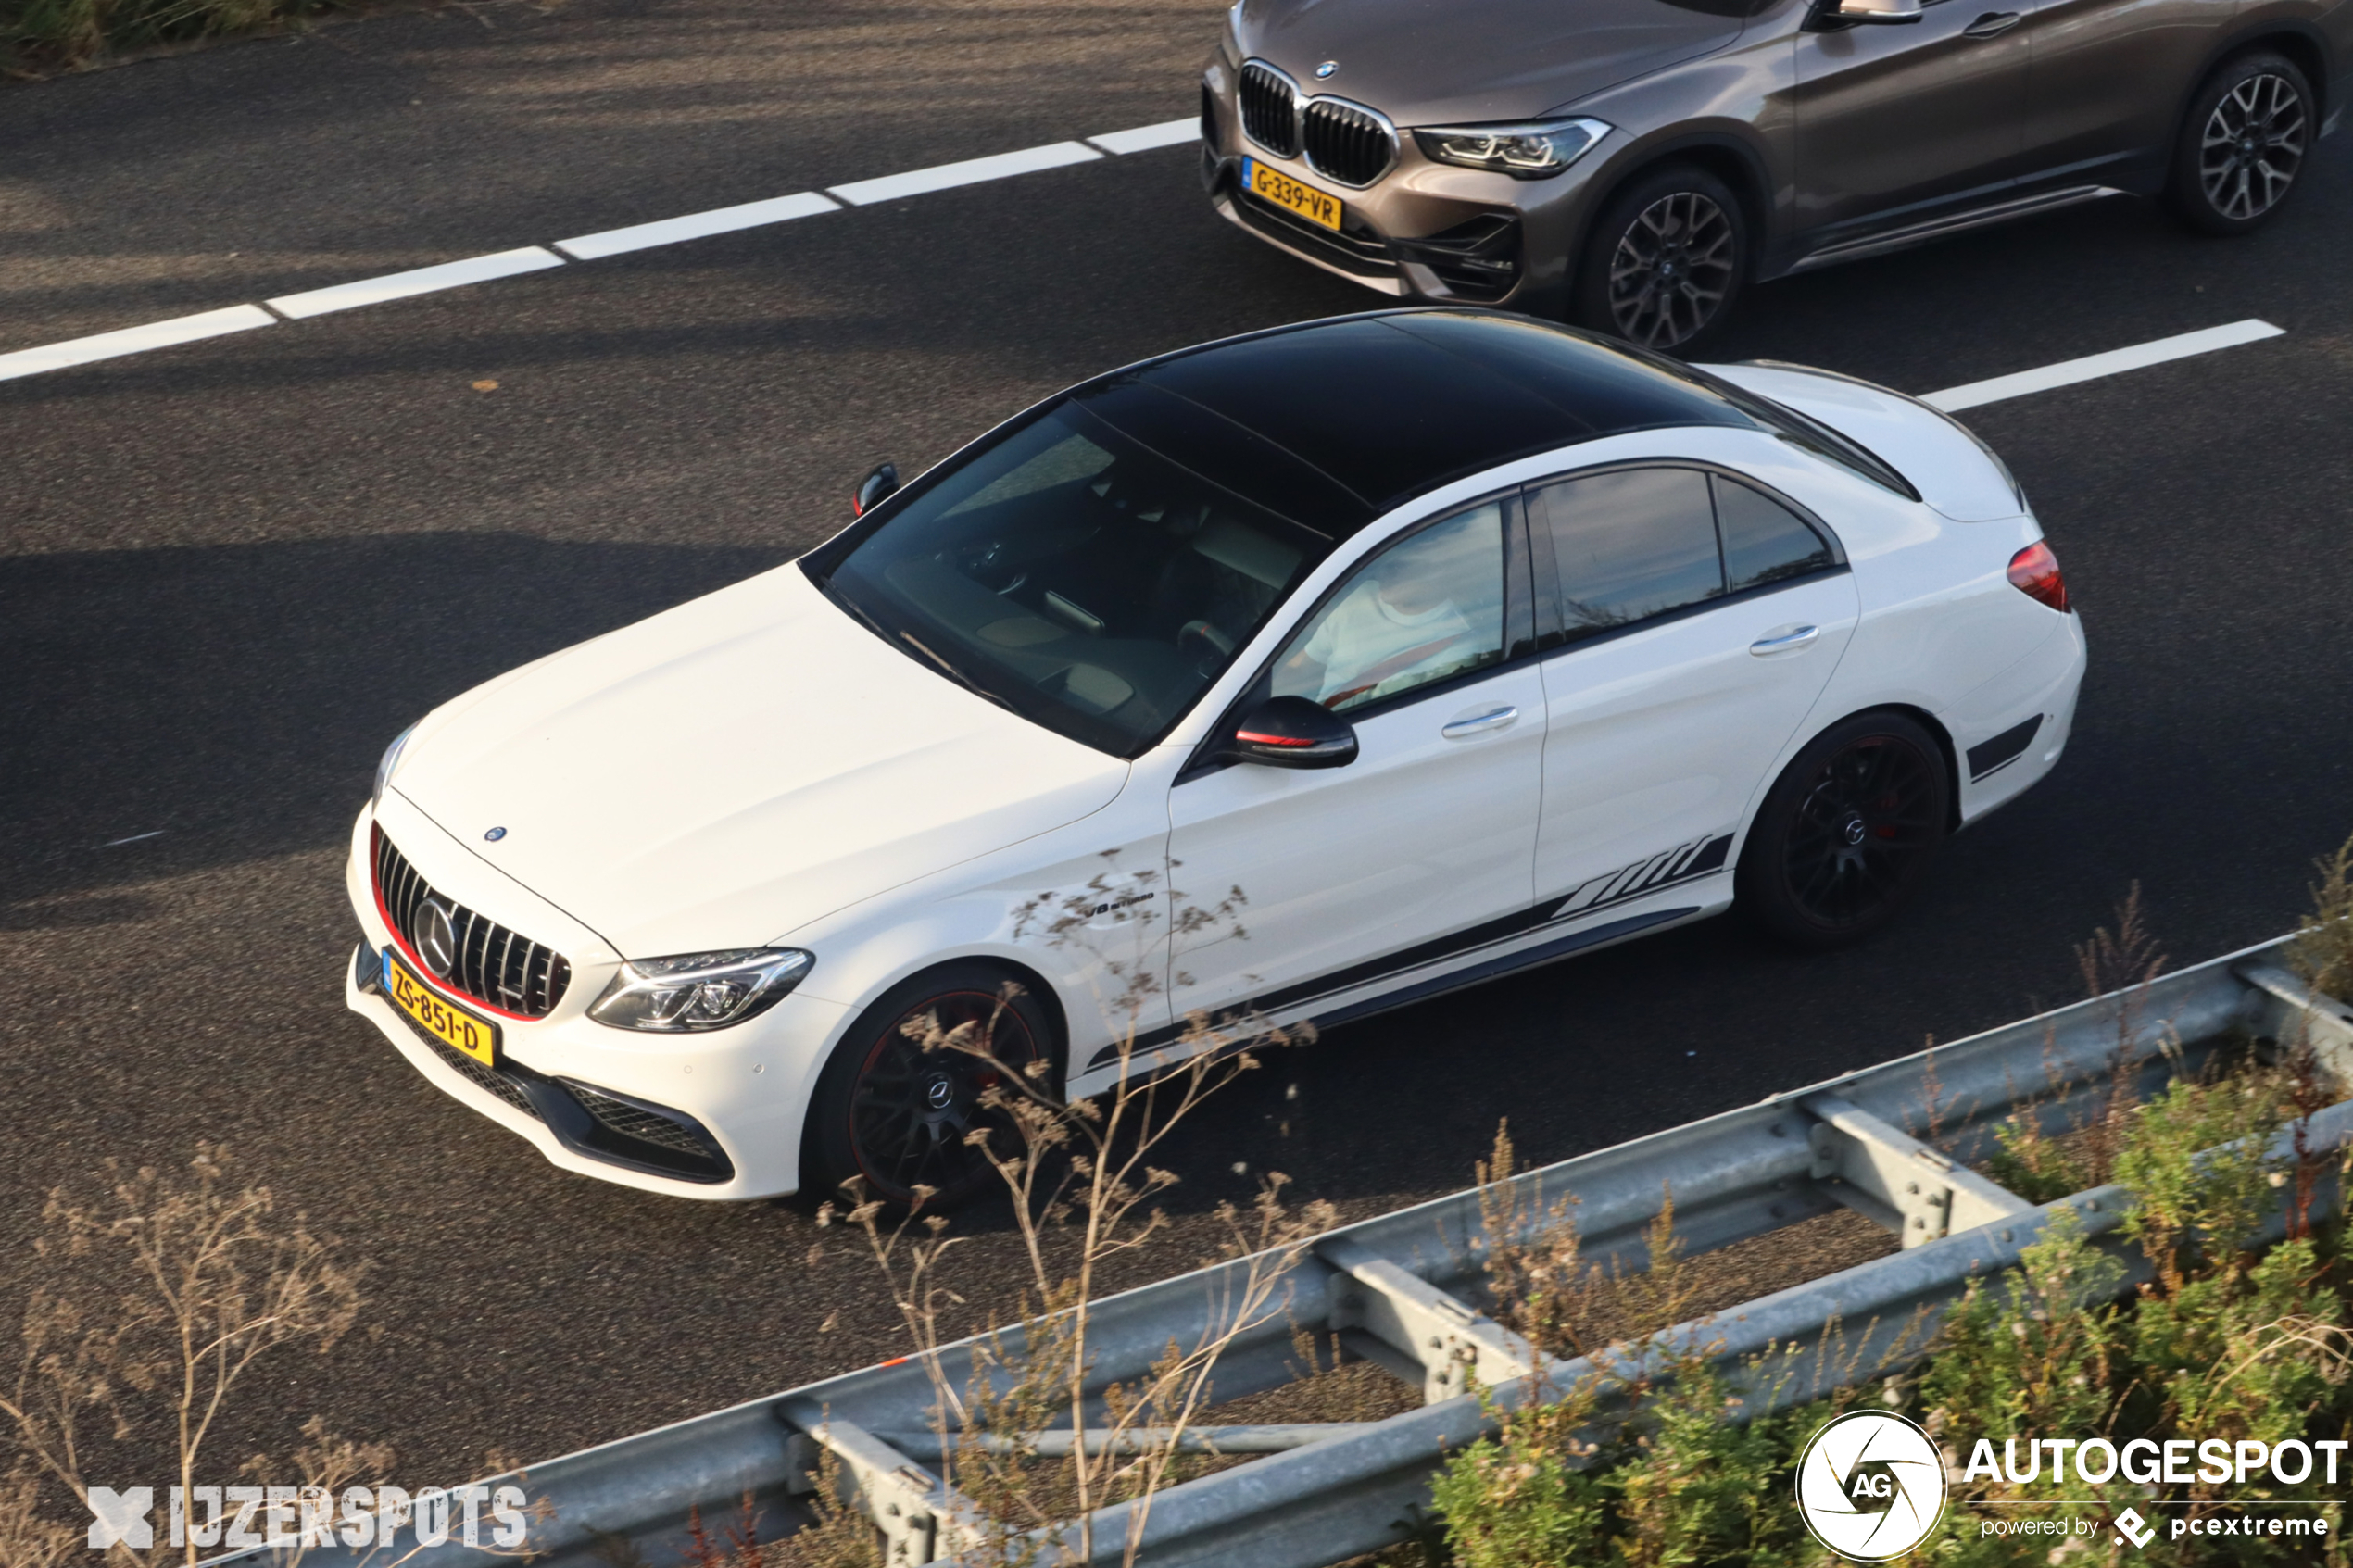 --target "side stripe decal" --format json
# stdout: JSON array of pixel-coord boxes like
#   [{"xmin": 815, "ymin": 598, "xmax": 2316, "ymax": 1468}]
[
  {"xmin": 1554, "ymin": 833, "xmax": 1732, "ymax": 919},
  {"xmin": 1085, "ymin": 831, "xmax": 1735, "ymax": 1073}
]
